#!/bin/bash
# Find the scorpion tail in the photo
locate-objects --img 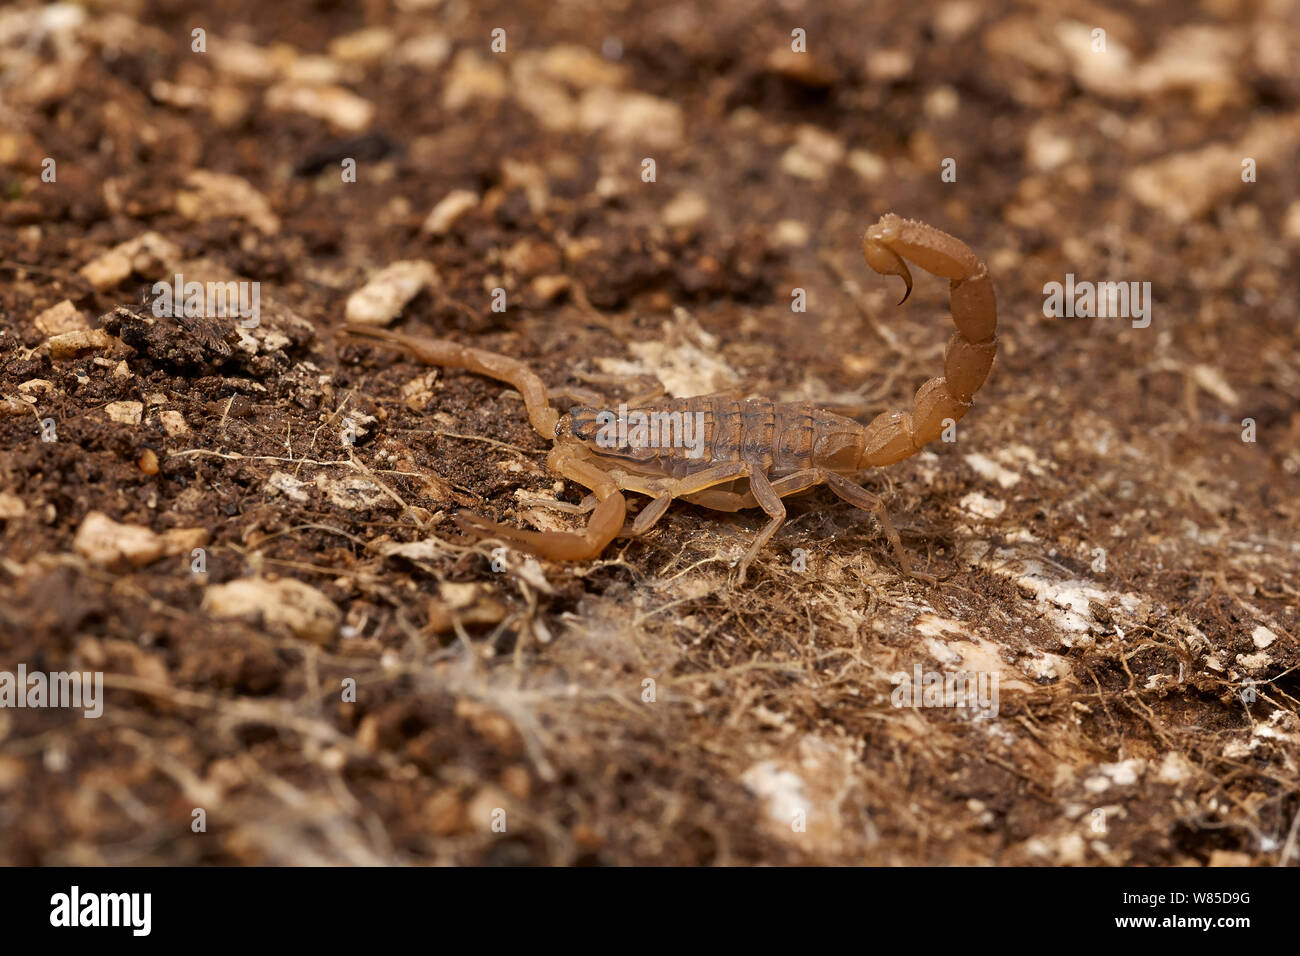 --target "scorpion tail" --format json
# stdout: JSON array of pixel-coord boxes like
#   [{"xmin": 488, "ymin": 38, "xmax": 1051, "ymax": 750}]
[{"xmin": 857, "ymin": 214, "xmax": 998, "ymax": 467}]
